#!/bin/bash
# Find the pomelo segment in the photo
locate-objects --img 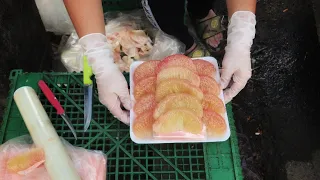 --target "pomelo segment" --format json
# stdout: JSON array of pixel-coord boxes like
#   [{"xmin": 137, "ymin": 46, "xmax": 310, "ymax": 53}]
[
  {"xmin": 7, "ymin": 148, "xmax": 45, "ymax": 174},
  {"xmin": 157, "ymin": 67, "xmax": 200, "ymax": 87},
  {"xmin": 153, "ymin": 109, "xmax": 203, "ymax": 135},
  {"xmin": 133, "ymin": 60, "xmax": 160, "ymax": 83},
  {"xmin": 157, "ymin": 54, "xmax": 196, "ymax": 73},
  {"xmin": 155, "ymin": 79, "xmax": 203, "ymax": 102},
  {"xmin": 199, "ymin": 76, "xmax": 220, "ymax": 95},
  {"xmin": 133, "ymin": 111, "xmax": 155, "ymax": 139},
  {"xmin": 202, "ymin": 110, "xmax": 227, "ymax": 137},
  {"xmin": 134, "ymin": 76, "xmax": 156, "ymax": 100},
  {"xmin": 134, "ymin": 93, "xmax": 156, "ymax": 115},
  {"xmin": 202, "ymin": 94, "xmax": 226, "ymax": 115},
  {"xmin": 153, "ymin": 93, "xmax": 203, "ymax": 119},
  {"xmin": 193, "ymin": 59, "xmax": 216, "ymax": 77}
]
